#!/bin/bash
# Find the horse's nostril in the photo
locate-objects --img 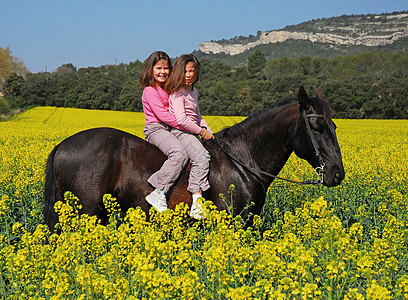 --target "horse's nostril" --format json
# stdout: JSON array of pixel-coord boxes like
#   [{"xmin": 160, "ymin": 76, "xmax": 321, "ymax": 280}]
[{"xmin": 333, "ymin": 172, "xmax": 341, "ymax": 184}]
